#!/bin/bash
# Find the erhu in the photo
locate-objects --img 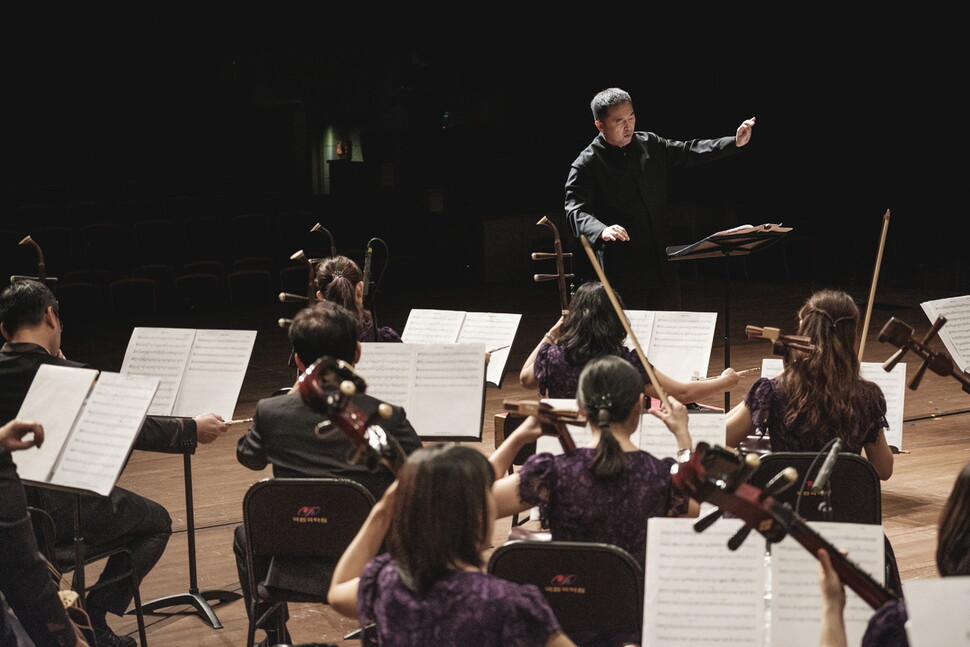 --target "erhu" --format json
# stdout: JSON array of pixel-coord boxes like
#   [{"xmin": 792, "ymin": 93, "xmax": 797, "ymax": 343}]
[
  {"xmin": 18, "ymin": 235, "xmax": 47, "ymax": 284},
  {"xmin": 279, "ymin": 222, "xmax": 337, "ymax": 304},
  {"xmin": 532, "ymin": 216, "xmax": 574, "ymax": 315},
  {"xmin": 878, "ymin": 315, "xmax": 970, "ymax": 394}
]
